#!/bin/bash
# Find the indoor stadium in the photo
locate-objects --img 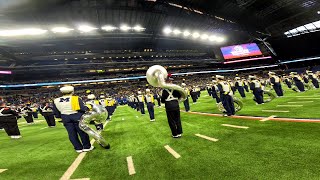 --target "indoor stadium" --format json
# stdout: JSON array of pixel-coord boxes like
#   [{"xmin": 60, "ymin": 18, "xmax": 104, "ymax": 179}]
[{"xmin": 1, "ymin": 0, "xmax": 320, "ymax": 179}]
